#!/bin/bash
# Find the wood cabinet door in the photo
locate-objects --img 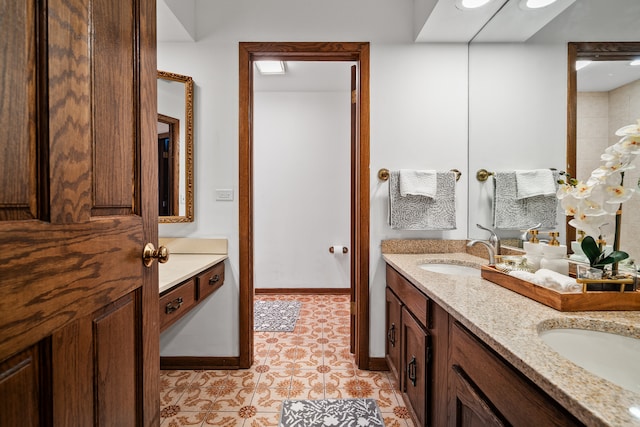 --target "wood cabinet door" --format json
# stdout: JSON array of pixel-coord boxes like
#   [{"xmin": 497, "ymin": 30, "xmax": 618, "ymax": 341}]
[
  {"xmin": 401, "ymin": 307, "xmax": 430, "ymax": 427},
  {"xmin": 0, "ymin": 0, "xmax": 158, "ymax": 425},
  {"xmin": 385, "ymin": 288, "xmax": 402, "ymax": 386},
  {"xmin": 450, "ymin": 366, "xmax": 506, "ymax": 427}
]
